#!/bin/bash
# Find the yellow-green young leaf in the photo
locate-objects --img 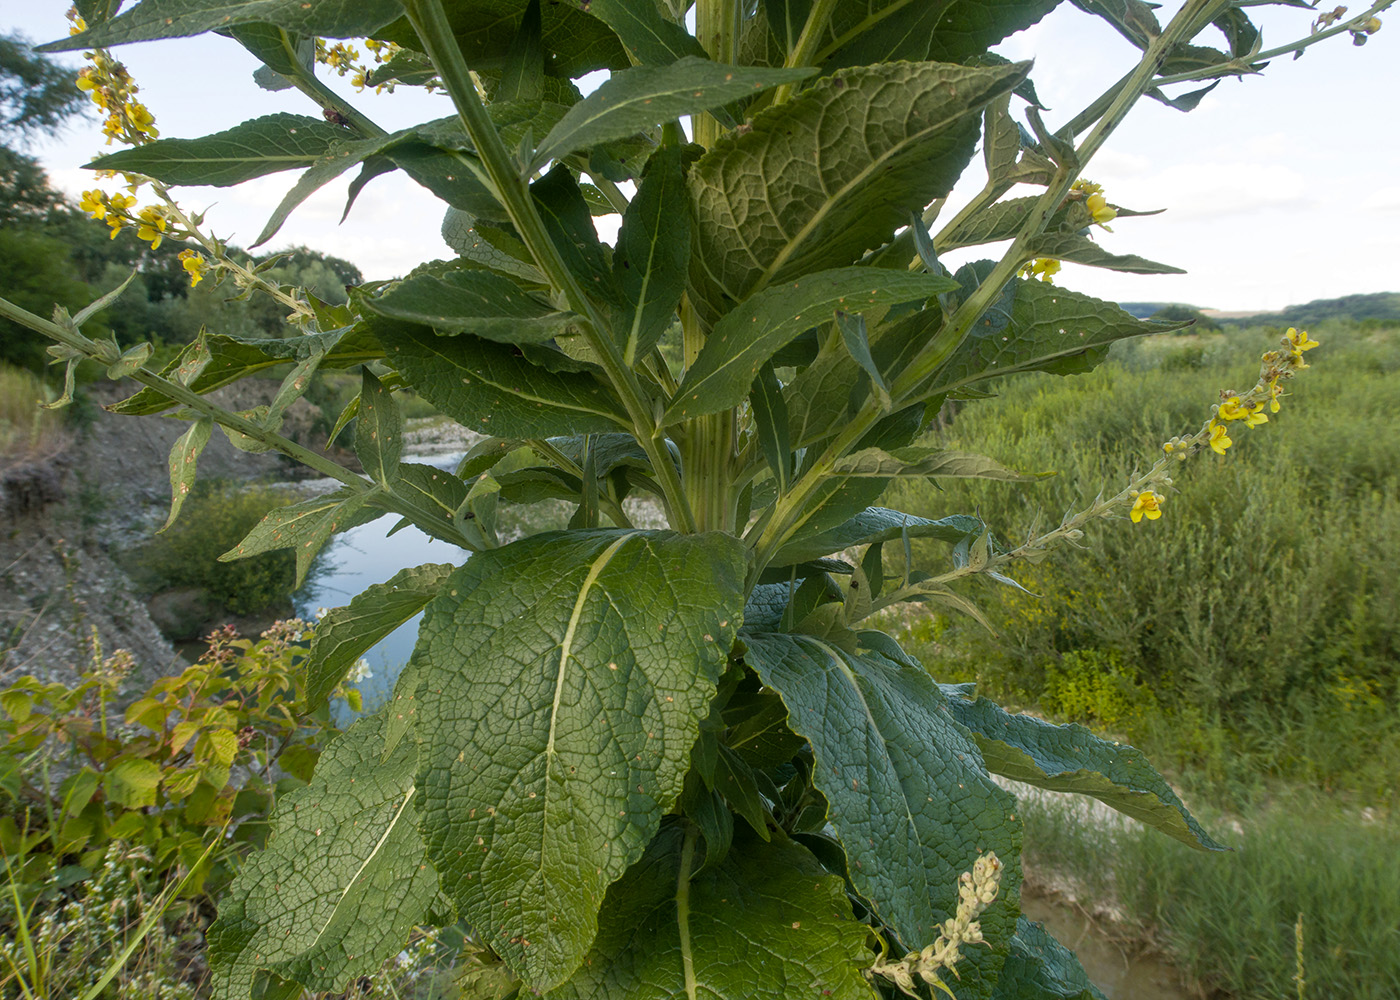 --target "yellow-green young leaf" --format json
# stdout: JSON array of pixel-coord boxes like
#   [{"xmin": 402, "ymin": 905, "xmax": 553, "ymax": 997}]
[
  {"xmin": 104, "ymin": 758, "xmax": 163, "ymax": 809},
  {"xmin": 364, "ymin": 267, "xmax": 578, "ymax": 343},
  {"xmin": 1023, "ymin": 232, "xmax": 1186, "ymax": 275},
  {"xmin": 0, "ymin": 689, "xmax": 35, "ymax": 723},
  {"xmin": 355, "ymin": 368, "xmax": 403, "ymax": 487},
  {"xmin": 162, "ymin": 417, "xmax": 212, "ymax": 532},
  {"xmin": 547, "ymin": 824, "xmax": 876, "ymax": 999},
  {"xmin": 585, "ymin": 0, "xmax": 707, "ymax": 66},
  {"xmin": 413, "ymin": 529, "xmax": 746, "ymax": 991},
  {"xmin": 207, "ymin": 713, "xmax": 438, "ymax": 998},
  {"xmin": 87, "ymin": 114, "xmax": 348, "ymax": 187},
  {"xmin": 665, "ymin": 268, "xmax": 955, "ymax": 423},
  {"xmin": 204, "ymin": 728, "xmax": 240, "ymax": 768},
  {"xmin": 940, "ymin": 689, "xmax": 1227, "ymax": 851},
  {"xmin": 613, "ymin": 145, "xmax": 690, "ymax": 366},
  {"xmin": 743, "ymin": 631, "xmax": 1021, "ymax": 999},
  {"xmin": 687, "ymin": 60, "xmax": 1027, "ymax": 327},
  {"xmin": 304, "ymin": 563, "xmax": 455, "ymax": 712},
  {"xmin": 219, "ymin": 488, "xmax": 379, "ymax": 588},
  {"xmin": 990, "ymin": 918, "xmax": 1109, "ymax": 1000},
  {"xmin": 531, "ymin": 57, "xmax": 812, "ymax": 170},
  {"xmin": 43, "ymin": 0, "xmax": 404, "ymax": 52},
  {"xmin": 375, "ymin": 317, "xmax": 628, "ymax": 438}
]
